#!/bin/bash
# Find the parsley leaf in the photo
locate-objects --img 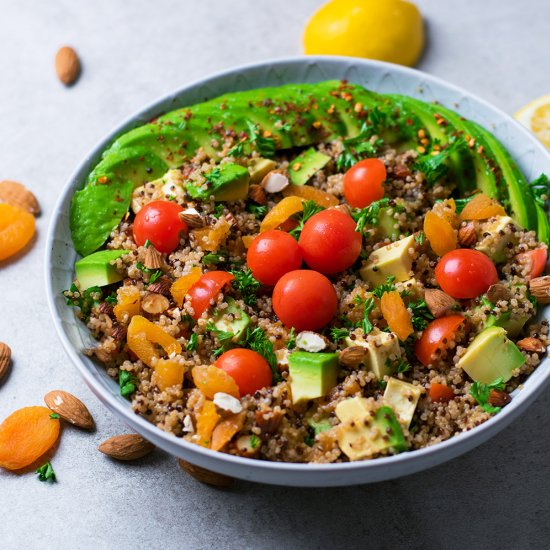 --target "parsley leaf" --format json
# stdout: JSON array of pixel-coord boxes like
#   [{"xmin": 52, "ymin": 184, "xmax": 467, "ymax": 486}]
[
  {"xmin": 187, "ymin": 333, "xmax": 198, "ymax": 352},
  {"xmin": 36, "ymin": 462, "xmax": 56, "ymax": 482},
  {"xmin": 396, "ymin": 357, "xmax": 412, "ymax": 373},
  {"xmin": 409, "ymin": 299, "xmax": 434, "ymax": 331},
  {"xmin": 250, "ymin": 434, "xmax": 261, "ymax": 449},
  {"xmin": 206, "ymin": 322, "xmax": 235, "ymax": 357},
  {"xmin": 330, "ymin": 327, "xmax": 349, "ymax": 342},
  {"xmin": 246, "ymin": 121, "xmax": 276, "ymax": 158},
  {"xmin": 244, "ymin": 326, "xmax": 278, "ymax": 380},
  {"xmin": 336, "ymin": 121, "xmax": 384, "ymax": 172},
  {"xmin": 214, "ymin": 203, "xmax": 225, "ymax": 218},
  {"xmin": 352, "ymin": 198, "xmax": 398, "ymax": 233},
  {"xmin": 353, "ymin": 296, "xmax": 376, "ymax": 334},
  {"xmin": 529, "ymin": 173, "xmax": 549, "ymax": 207},
  {"xmin": 246, "ymin": 202, "xmax": 268, "ymax": 219},
  {"xmin": 289, "ymin": 200, "xmax": 325, "ymax": 239},
  {"xmin": 230, "ymin": 268, "xmax": 261, "ymax": 306},
  {"xmin": 135, "ymin": 262, "xmax": 163, "ymax": 283},
  {"xmin": 119, "ymin": 370, "xmax": 137, "ymax": 398},
  {"xmin": 454, "ymin": 195, "xmax": 476, "ymax": 214},
  {"xmin": 469, "ymin": 377, "xmax": 506, "ymax": 414},
  {"xmin": 105, "ymin": 294, "xmax": 117, "ymax": 305},
  {"xmin": 371, "ymin": 276, "xmax": 396, "ymax": 298},
  {"xmin": 414, "ymin": 231, "xmax": 425, "ymax": 246},
  {"xmin": 228, "ymin": 140, "xmax": 246, "ymax": 158},
  {"xmin": 415, "ymin": 139, "xmax": 461, "ymax": 186},
  {"xmin": 49, "ymin": 413, "xmax": 60, "ymax": 420},
  {"xmin": 287, "ymin": 327, "xmax": 296, "ymax": 350},
  {"xmin": 63, "ymin": 284, "xmax": 103, "ymax": 321},
  {"xmin": 202, "ymin": 253, "xmax": 224, "ymax": 265}
]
